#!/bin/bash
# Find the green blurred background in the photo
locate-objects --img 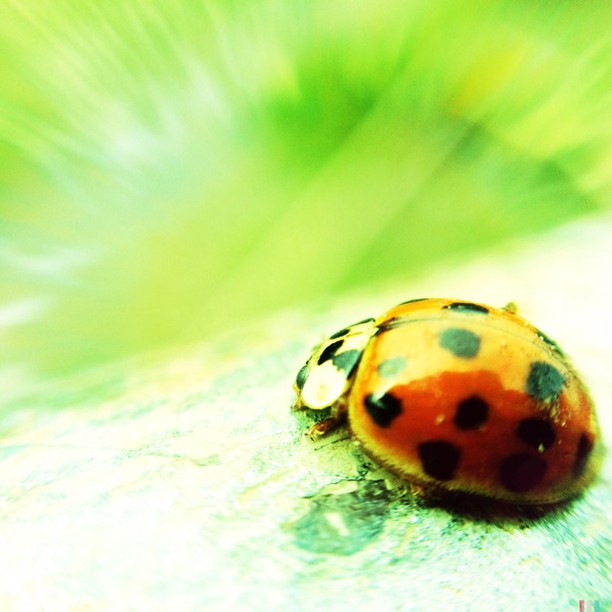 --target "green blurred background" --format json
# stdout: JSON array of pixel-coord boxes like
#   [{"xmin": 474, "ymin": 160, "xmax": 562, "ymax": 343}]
[{"xmin": 1, "ymin": 1, "xmax": 611, "ymax": 399}]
